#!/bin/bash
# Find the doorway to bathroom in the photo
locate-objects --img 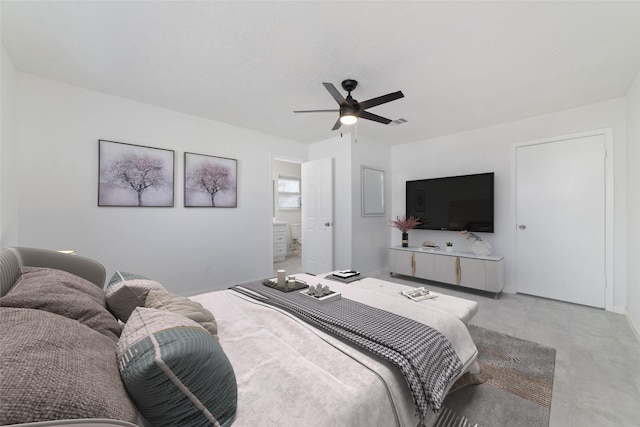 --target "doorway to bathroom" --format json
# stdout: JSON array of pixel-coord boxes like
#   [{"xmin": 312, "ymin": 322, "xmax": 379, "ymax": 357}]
[{"xmin": 272, "ymin": 159, "xmax": 303, "ymax": 275}]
